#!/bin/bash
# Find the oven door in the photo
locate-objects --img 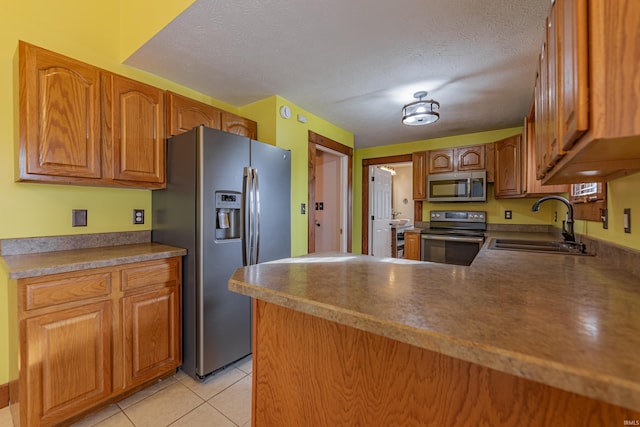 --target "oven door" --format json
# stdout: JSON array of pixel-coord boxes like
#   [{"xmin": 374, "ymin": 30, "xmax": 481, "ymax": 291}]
[{"xmin": 420, "ymin": 234, "xmax": 484, "ymax": 266}]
